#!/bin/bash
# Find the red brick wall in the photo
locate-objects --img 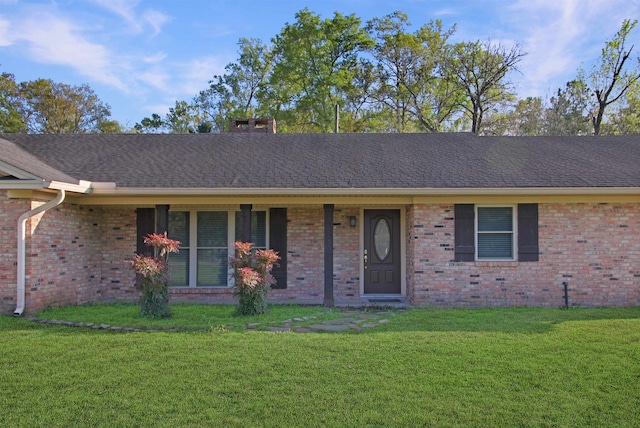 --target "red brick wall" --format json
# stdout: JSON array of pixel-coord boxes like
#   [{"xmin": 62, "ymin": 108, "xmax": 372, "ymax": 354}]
[
  {"xmin": 407, "ymin": 203, "xmax": 640, "ymax": 307},
  {"xmin": 3, "ymin": 194, "xmax": 637, "ymax": 313},
  {"xmin": 269, "ymin": 207, "xmax": 324, "ymax": 304},
  {"xmin": 24, "ymin": 201, "xmax": 102, "ymax": 313},
  {"xmin": 98, "ymin": 207, "xmax": 138, "ymax": 302},
  {"xmin": 333, "ymin": 207, "xmax": 361, "ymax": 303},
  {"xmin": 0, "ymin": 191, "xmax": 139, "ymax": 315}
]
